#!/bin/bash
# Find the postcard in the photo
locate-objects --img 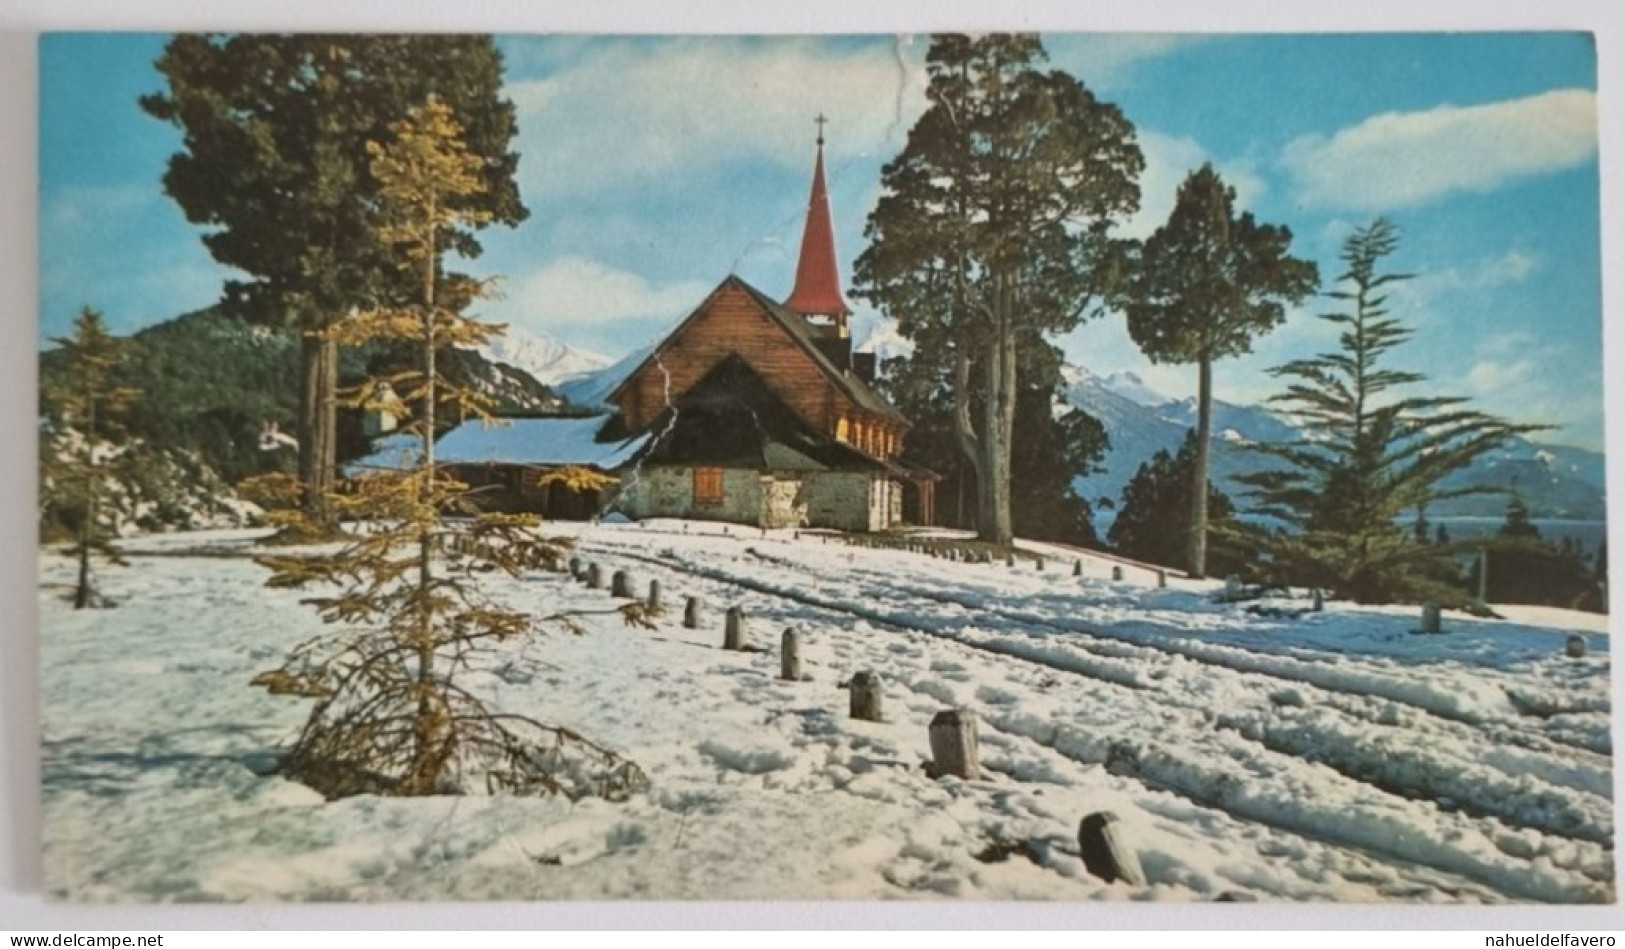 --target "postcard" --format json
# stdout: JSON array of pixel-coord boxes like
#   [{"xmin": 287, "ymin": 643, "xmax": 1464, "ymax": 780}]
[{"xmin": 36, "ymin": 31, "xmax": 1610, "ymax": 905}]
